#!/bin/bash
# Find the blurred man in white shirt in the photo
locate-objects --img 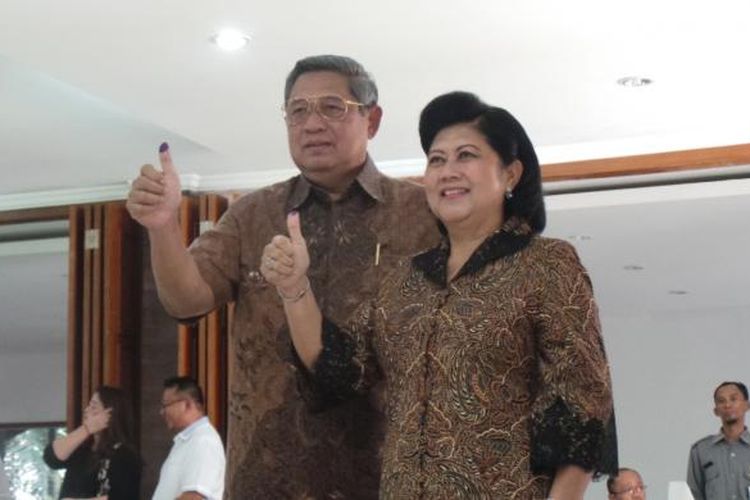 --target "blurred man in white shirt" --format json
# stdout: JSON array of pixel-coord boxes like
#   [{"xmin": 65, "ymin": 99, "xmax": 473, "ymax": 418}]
[{"xmin": 152, "ymin": 377, "xmax": 225, "ymax": 500}]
